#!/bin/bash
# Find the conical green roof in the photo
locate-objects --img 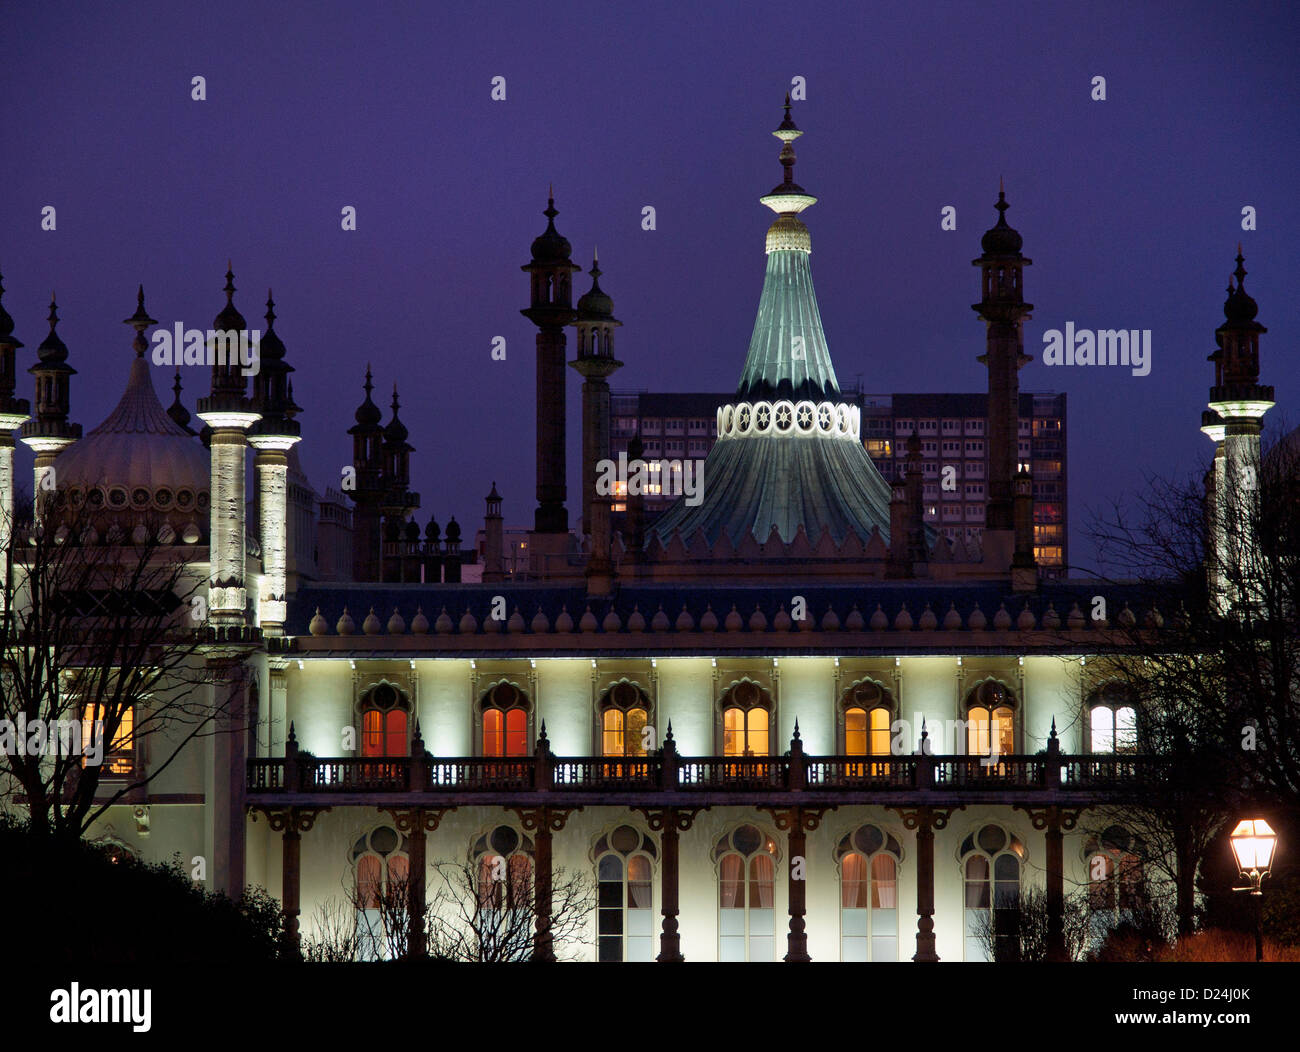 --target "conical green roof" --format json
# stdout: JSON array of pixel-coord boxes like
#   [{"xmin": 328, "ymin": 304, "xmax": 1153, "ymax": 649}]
[{"xmin": 650, "ymin": 103, "xmax": 893, "ymax": 550}]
